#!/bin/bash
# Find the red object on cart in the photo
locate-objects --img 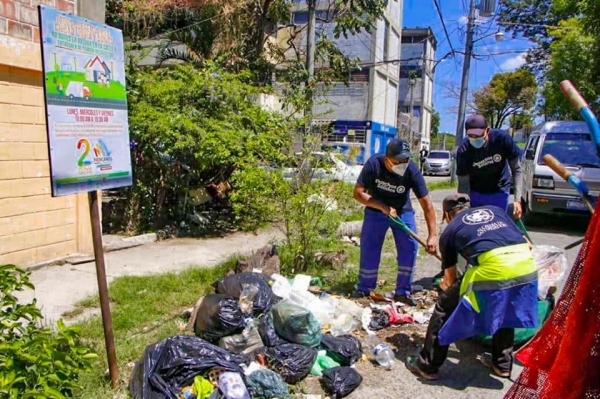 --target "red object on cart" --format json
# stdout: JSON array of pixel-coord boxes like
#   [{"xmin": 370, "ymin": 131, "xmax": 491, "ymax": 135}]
[{"xmin": 504, "ymin": 200, "xmax": 600, "ymax": 398}]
